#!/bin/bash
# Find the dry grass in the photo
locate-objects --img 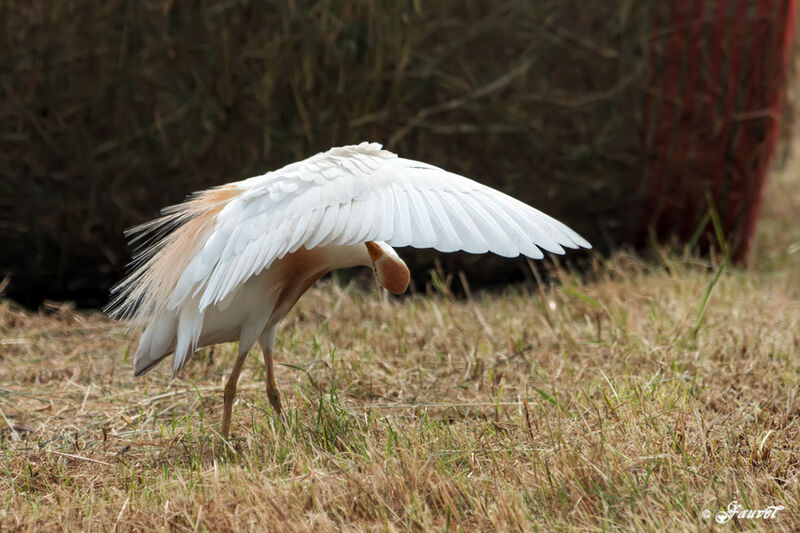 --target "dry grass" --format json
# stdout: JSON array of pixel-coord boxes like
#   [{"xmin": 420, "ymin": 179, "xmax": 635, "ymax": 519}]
[
  {"xmin": 1, "ymin": 243, "xmax": 799, "ymax": 532},
  {"xmin": 1, "ymin": 141, "xmax": 799, "ymax": 533}
]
